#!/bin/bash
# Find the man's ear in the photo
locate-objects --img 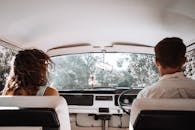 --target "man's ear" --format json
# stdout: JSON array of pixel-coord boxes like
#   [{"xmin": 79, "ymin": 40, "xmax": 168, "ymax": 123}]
[
  {"xmin": 155, "ymin": 58, "xmax": 160, "ymax": 67},
  {"xmin": 182, "ymin": 57, "xmax": 187, "ymax": 65},
  {"xmin": 184, "ymin": 57, "xmax": 187, "ymax": 62}
]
